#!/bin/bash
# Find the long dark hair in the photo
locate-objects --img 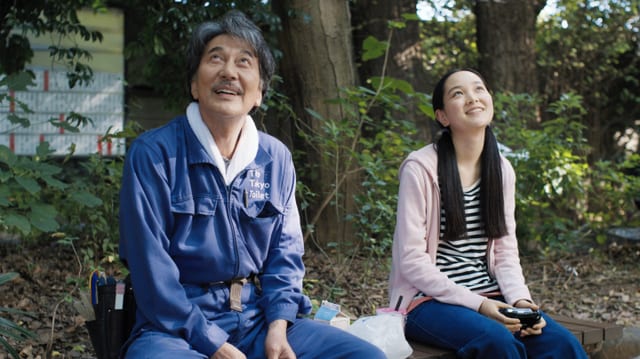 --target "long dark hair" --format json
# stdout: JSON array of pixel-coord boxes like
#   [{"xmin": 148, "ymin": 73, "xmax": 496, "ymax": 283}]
[{"xmin": 432, "ymin": 68, "xmax": 507, "ymax": 241}]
